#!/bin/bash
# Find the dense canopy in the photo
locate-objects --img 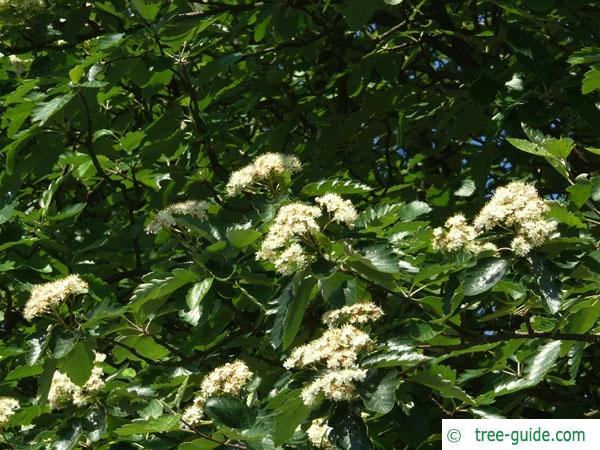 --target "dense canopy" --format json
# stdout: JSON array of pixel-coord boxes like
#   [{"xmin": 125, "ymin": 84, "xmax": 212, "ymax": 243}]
[{"xmin": 1, "ymin": 1, "xmax": 600, "ymax": 449}]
